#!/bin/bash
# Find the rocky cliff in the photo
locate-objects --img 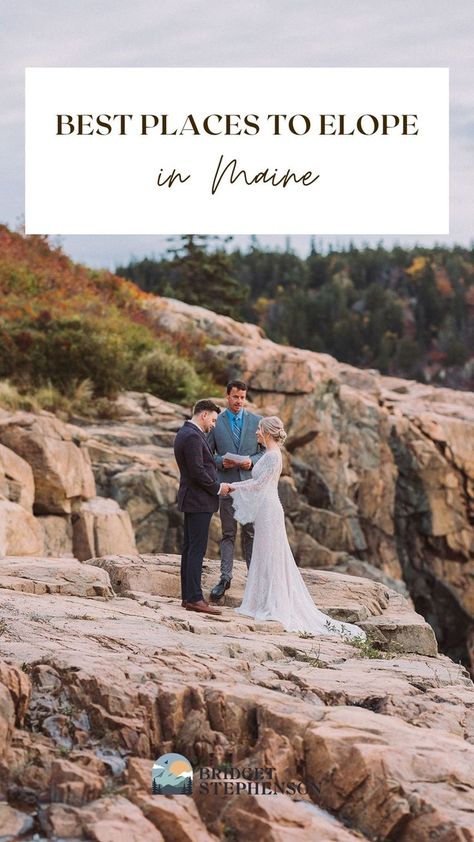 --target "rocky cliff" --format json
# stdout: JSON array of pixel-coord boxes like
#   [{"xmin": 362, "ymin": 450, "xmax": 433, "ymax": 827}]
[
  {"xmin": 146, "ymin": 297, "xmax": 474, "ymax": 672},
  {"xmin": 4, "ymin": 295, "xmax": 472, "ymax": 669},
  {"xmin": 1, "ymin": 295, "xmax": 474, "ymax": 839}
]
